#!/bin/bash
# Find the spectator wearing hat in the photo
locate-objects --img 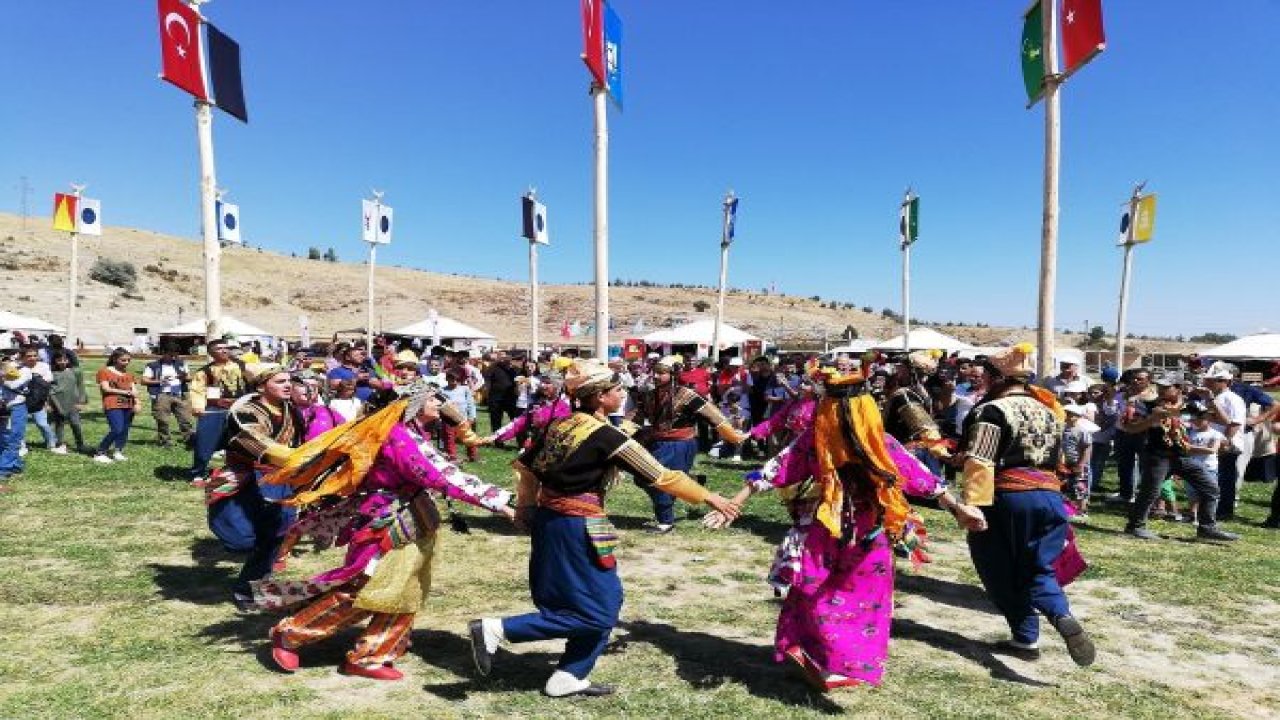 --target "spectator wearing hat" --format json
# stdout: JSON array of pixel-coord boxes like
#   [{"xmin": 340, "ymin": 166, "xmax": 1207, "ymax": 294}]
[
  {"xmin": 1228, "ymin": 372, "xmax": 1278, "ymax": 484},
  {"xmin": 1110, "ymin": 369, "xmax": 1156, "ymax": 504},
  {"xmin": 1043, "ymin": 360, "xmax": 1088, "ymax": 398},
  {"xmin": 1060, "ymin": 405, "xmax": 1096, "ymax": 517},
  {"xmin": 1122, "ymin": 375, "xmax": 1237, "ymax": 541},
  {"xmin": 1201, "ymin": 368, "xmax": 1246, "ymax": 521}
]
